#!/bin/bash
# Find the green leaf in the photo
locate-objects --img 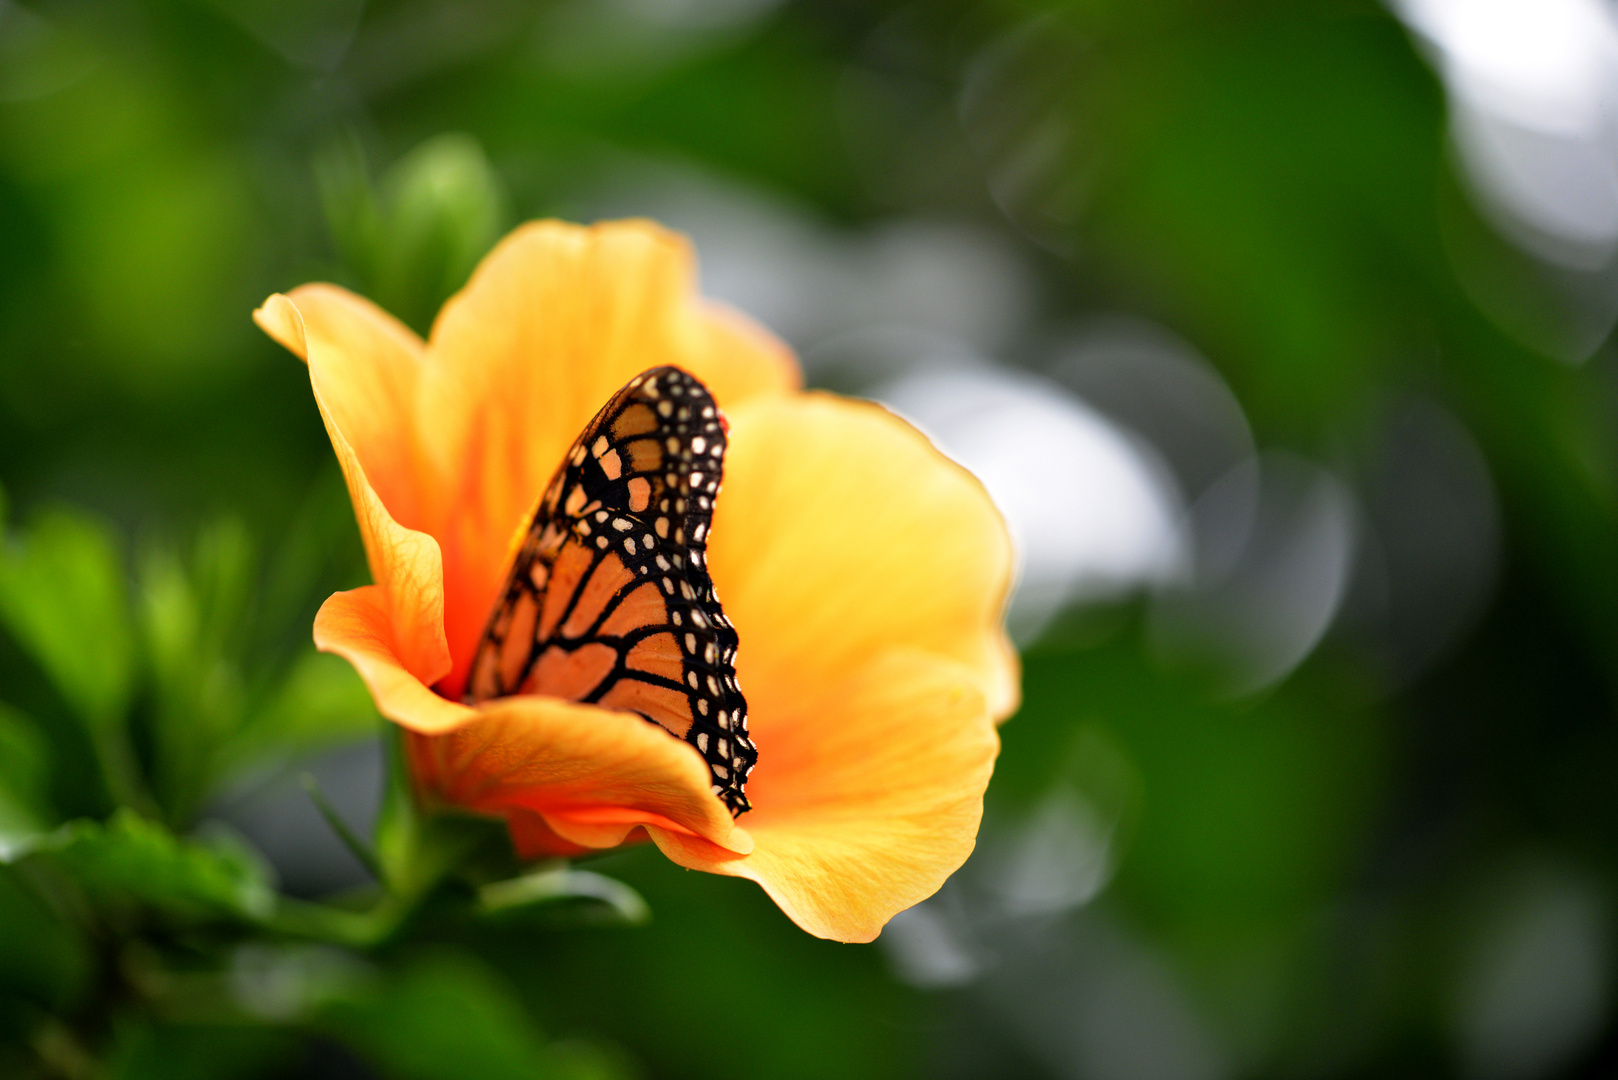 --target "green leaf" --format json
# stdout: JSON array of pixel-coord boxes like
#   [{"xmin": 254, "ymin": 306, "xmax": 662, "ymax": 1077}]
[
  {"xmin": 32, "ymin": 809, "xmax": 275, "ymax": 923},
  {"xmin": 319, "ymin": 132, "xmax": 508, "ymax": 335},
  {"xmin": 0, "ymin": 508, "xmax": 135, "ymax": 730},
  {"xmin": 136, "ymin": 521, "xmax": 256, "ymax": 819},
  {"xmin": 0, "ymin": 703, "xmax": 51, "ymax": 860},
  {"xmin": 378, "ymin": 132, "xmax": 505, "ymax": 303}
]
